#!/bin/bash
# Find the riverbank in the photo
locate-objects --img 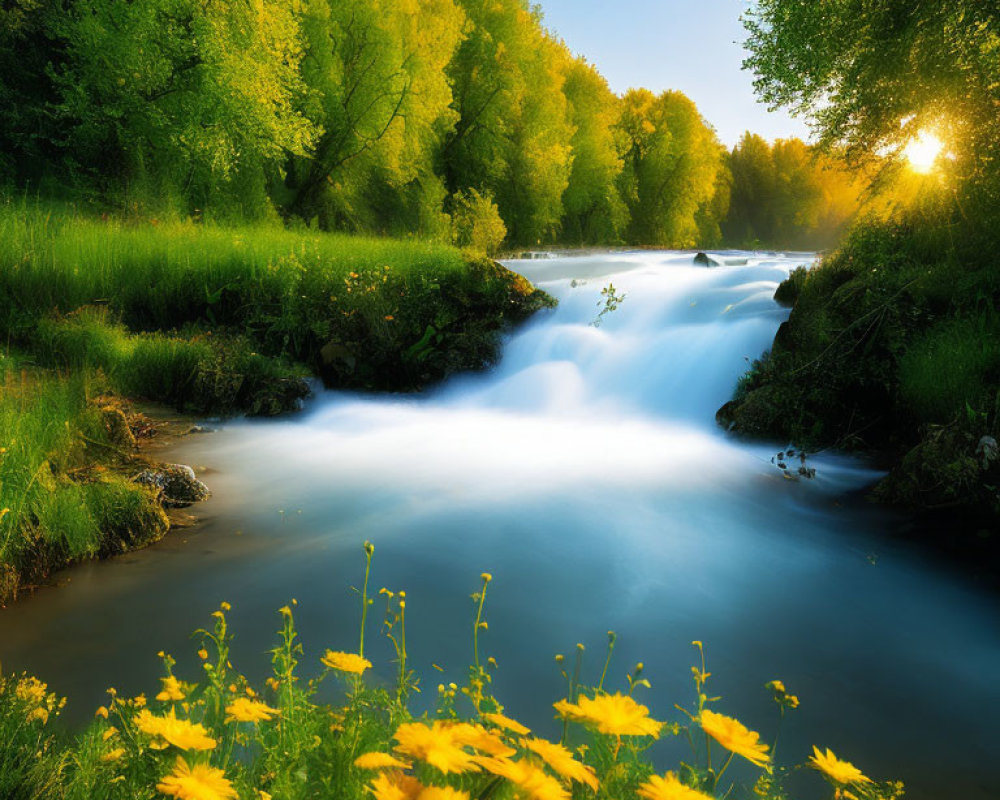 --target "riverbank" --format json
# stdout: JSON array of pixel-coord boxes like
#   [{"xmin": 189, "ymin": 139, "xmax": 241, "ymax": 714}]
[
  {"xmin": 718, "ymin": 215, "xmax": 1000, "ymax": 539},
  {"xmin": 0, "ymin": 199, "xmax": 554, "ymax": 604}
]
